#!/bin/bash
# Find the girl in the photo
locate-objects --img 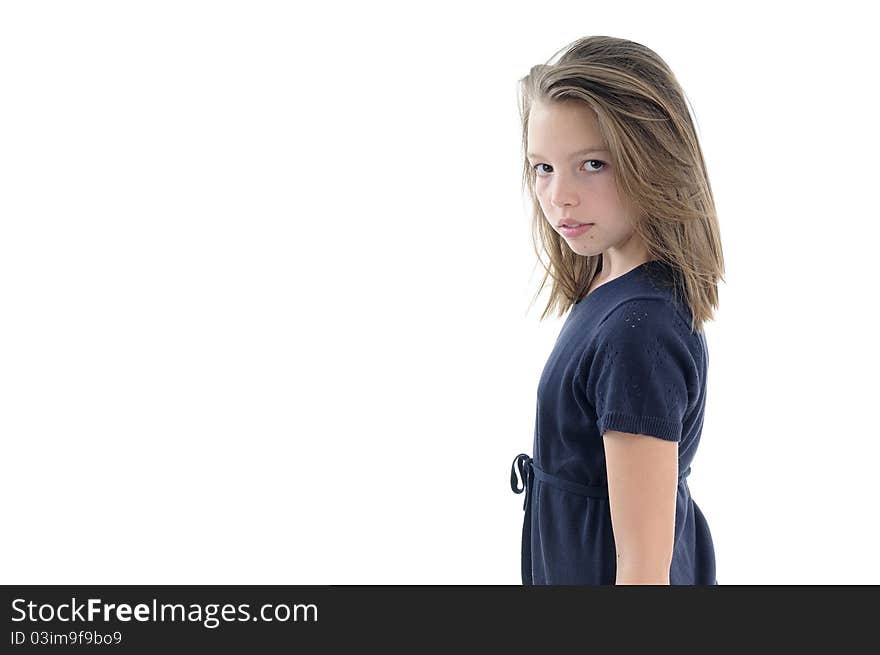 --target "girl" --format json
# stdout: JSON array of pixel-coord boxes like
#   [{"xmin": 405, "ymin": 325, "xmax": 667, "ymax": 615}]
[{"xmin": 510, "ymin": 36, "xmax": 724, "ymax": 585}]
